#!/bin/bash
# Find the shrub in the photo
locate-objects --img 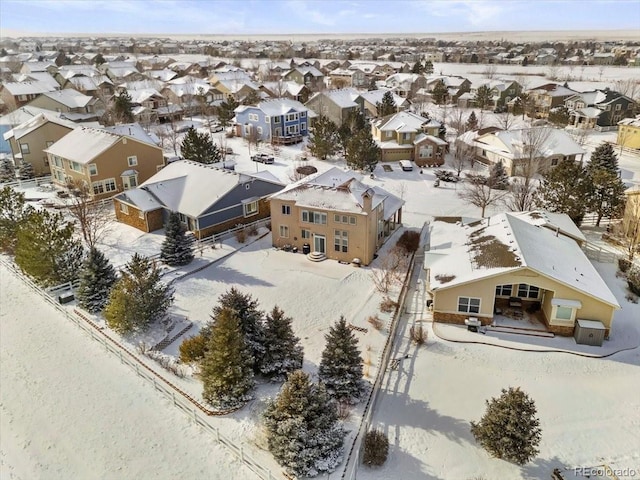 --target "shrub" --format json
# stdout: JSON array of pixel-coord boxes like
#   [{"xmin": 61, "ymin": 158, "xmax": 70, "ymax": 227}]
[
  {"xmin": 625, "ymin": 293, "xmax": 638, "ymax": 304},
  {"xmin": 235, "ymin": 228, "xmax": 247, "ymax": 243},
  {"xmin": 179, "ymin": 334, "xmax": 207, "ymax": 364},
  {"xmin": 627, "ymin": 266, "xmax": 640, "ymax": 296},
  {"xmin": 247, "ymin": 223, "xmax": 258, "ymax": 236},
  {"xmin": 379, "ymin": 297, "xmax": 398, "ymax": 313},
  {"xmin": 296, "ymin": 165, "xmax": 318, "ymax": 176},
  {"xmin": 367, "ymin": 314, "xmax": 384, "ymax": 330},
  {"xmin": 266, "ymin": 221, "xmax": 272, "ymax": 231},
  {"xmin": 363, "ymin": 429, "xmax": 389, "ymax": 467},
  {"xmin": 410, "ymin": 324, "xmax": 428, "ymax": 345},
  {"xmin": 396, "ymin": 230, "xmax": 420, "ymax": 254},
  {"xmin": 618, "ymin": 257, "xmax": 632, "ymax": 274}
]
